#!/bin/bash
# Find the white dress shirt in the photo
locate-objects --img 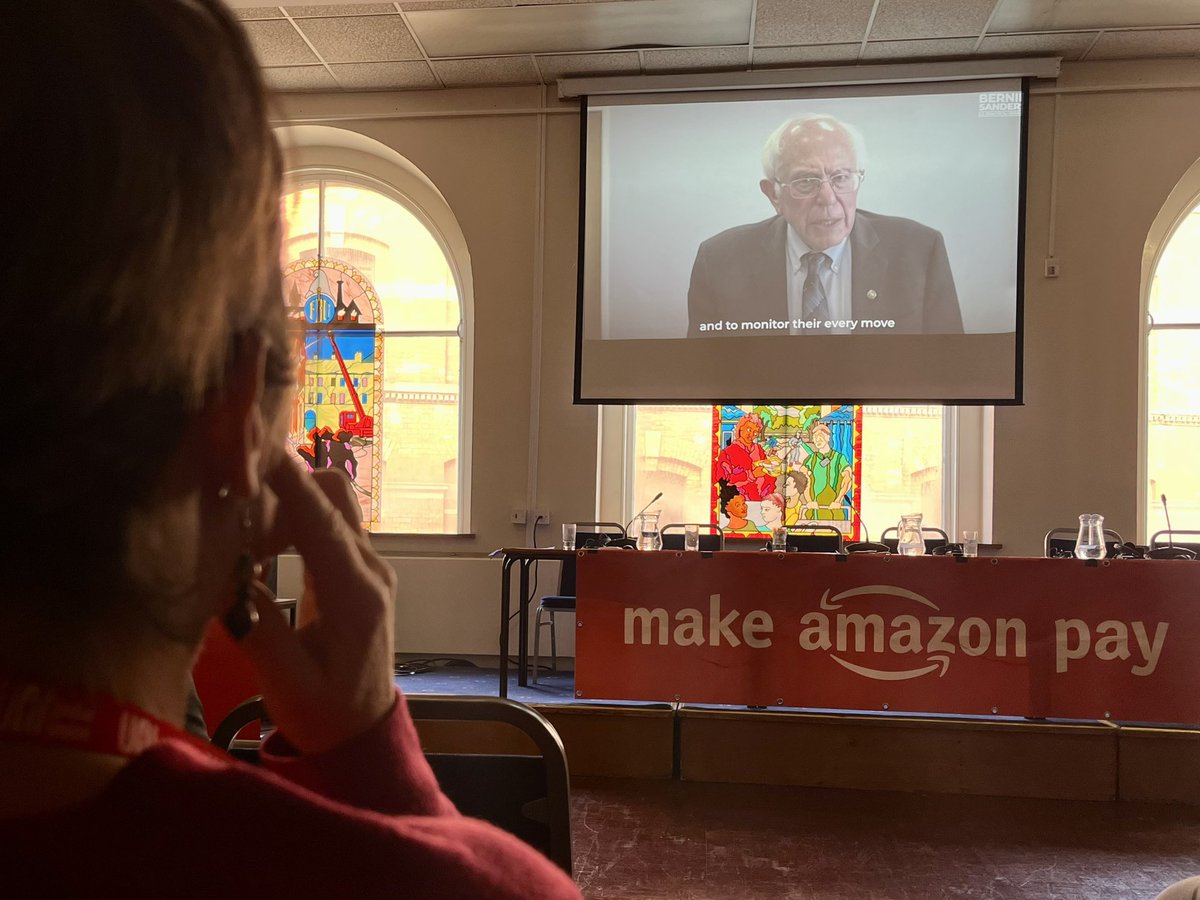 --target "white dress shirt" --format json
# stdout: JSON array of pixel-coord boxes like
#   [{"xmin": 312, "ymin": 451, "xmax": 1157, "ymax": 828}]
[{"xmin": 786, "ymin": 226, "xmax": 853, "ymax": 335}]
